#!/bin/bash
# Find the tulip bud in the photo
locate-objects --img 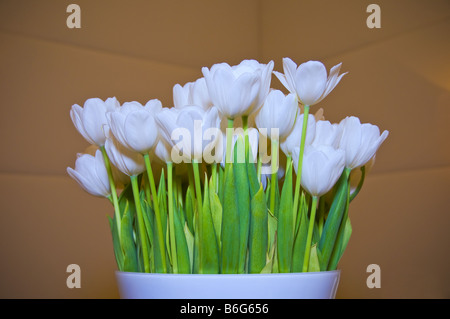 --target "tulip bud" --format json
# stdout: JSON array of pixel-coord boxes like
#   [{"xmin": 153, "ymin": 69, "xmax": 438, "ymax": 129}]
[
  {"xmin": 67, "ymin": 150, "xmax": 111, "ymax": 197},
  {"xmin": 70, "ymin": 97, "xmax": 120, "ymax": 146},
  {"xmin": 255, "ymin": 90, "xmax": 298, "ymax": 140},
  {"xmin": 293, "ymin": 145, "xmax": 345, "ymax": 197},
  {"xmin": 202, "ymin": 59, "xmax": 274, "ymax": 119},
  {"xmin": 106, "ymin": 100, "xmax": 160, "ymax": 154},
  {"xmin": 274, "ymin": 58, "xmax": 347, "ymax": 106},
  {"xmin": 338, "ymin": 116, "xmax": 389, "ymax": 169},
  {"xmin": 104, "ymin": 136, "xmax": 145, "ymax": 177},
  {"xmin": 173, "ymin": 77, "xmax": 213, "ymax": 110}
]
